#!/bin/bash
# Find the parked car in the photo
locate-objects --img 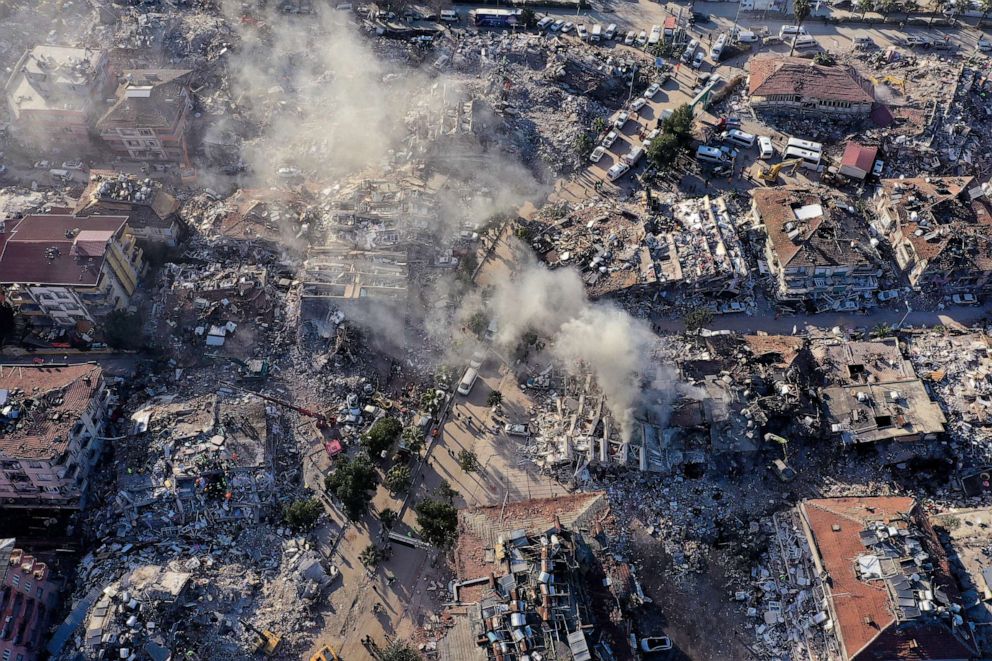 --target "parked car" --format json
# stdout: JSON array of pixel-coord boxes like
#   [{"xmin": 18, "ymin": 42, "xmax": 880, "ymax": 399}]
[
  {"xmin": 614, "ymin": 111, "xmax": 630, "ymax": 129},
  {"xmin": 578, "ymin": 24, "xmax": 588, "ymax": 39},
  {"xmin": 643, "ymin": 83, "xmax": 661, "ymax": 98},
  {"xmin": 853, "ymin": 36, "xmax": 875, "ymax": 49},
  {"xmin": 979, "ymin": 37, "xmax": 992, "ymax": 51},
  {"xmin": 504, "ymin": 423, "xmax": 530, "ymax": 437},
  {"xmin": 736, "ymin": 29, "xmax": 759, "ymax": 43},
  {"xmin": 590, "ymin": 146, "xmax": 607, "ymax": 163},
  {"xmin": 872, "ymin": 159, "xmax": 885, "ymax": 177},
  {"xmin": 692, "ymin": 50, "xmax": 705, "ymax": 68},
  {"xmin": 877, "ymin": 289, "xmax": 900, "ymax": 301},
  {"xmin": 602, "ymin": 130, "xmax": 619, "ymax": 149},
  {"xmin": 640, "ymin": 637, "xmax": 673, "ymax": 652},
  {"xmin": 717, "ymin": 300, "xmax": 747, "ymax": 315},
  {"xmin": 606, "ymin": 162, "xmax": 630, "ymax": 181},
  {"xmin": 952, "ymin": 293, "xmax": 979, "ymax": 305},
  {"xmin": 551, "ymin": 19, "xmax": 564, "ymax": 31},
  {"xmin": 561, "ymin": 21, "xmax": 574, "ymax": 33},
  {"xmin": 630, "ymin": 97, "xmax": 647, "ymax": 112},
  {"xmin": 636, "ymin": 30, "xmax": 648, "ymax": 46},
  {"xmin": 757, "ymin": 135, "xmax": 774, "ymax": 159},
  {"xmin": 469, "ymin": 350, "xmax": 486, "ymax": 370},
  {"xmin": 624, "ymin": 30, "xmax": 636, "ymax": 45}
]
